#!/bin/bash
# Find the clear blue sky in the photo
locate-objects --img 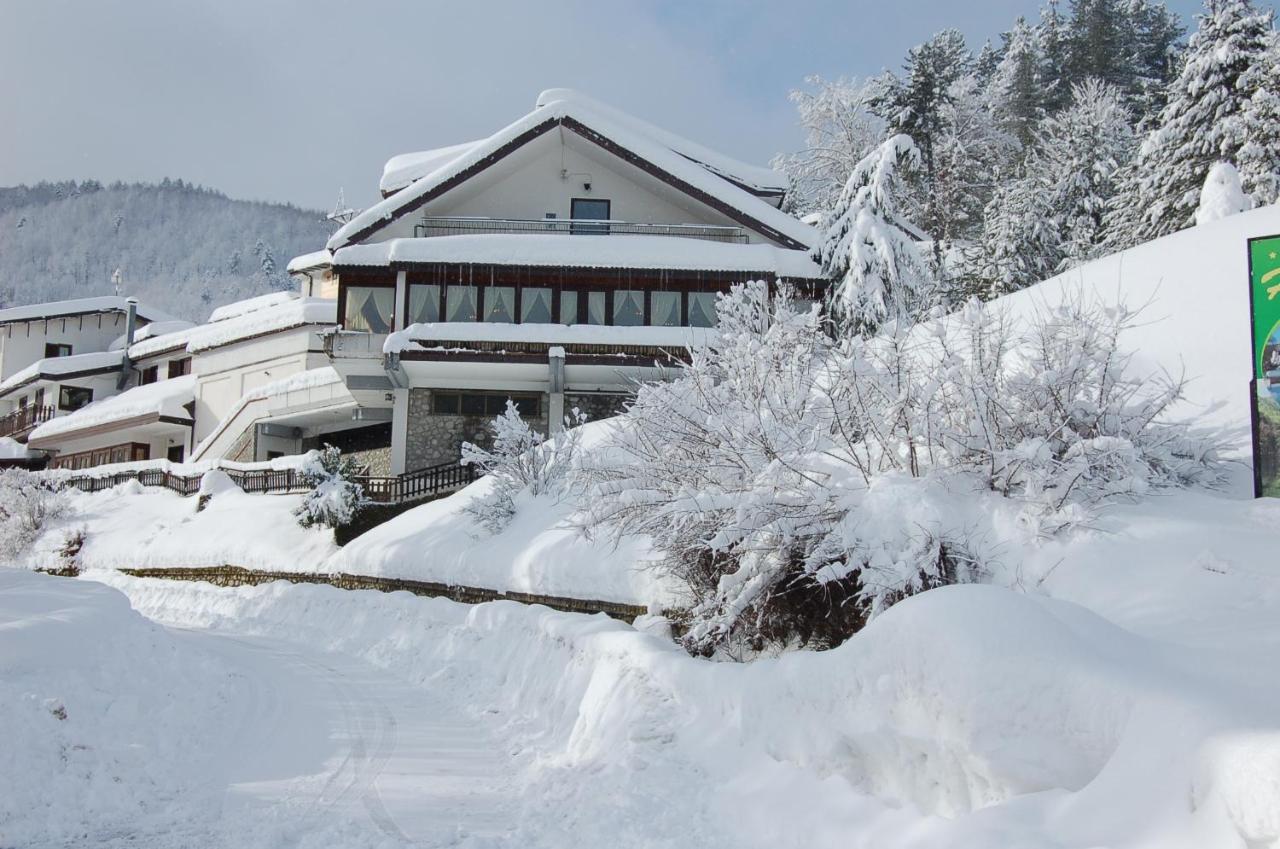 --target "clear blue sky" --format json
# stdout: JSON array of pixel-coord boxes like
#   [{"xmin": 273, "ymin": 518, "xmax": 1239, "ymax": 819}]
[{"xmin": 0, "ymin": 0, "xmax": 1228, "ymax": 210}]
